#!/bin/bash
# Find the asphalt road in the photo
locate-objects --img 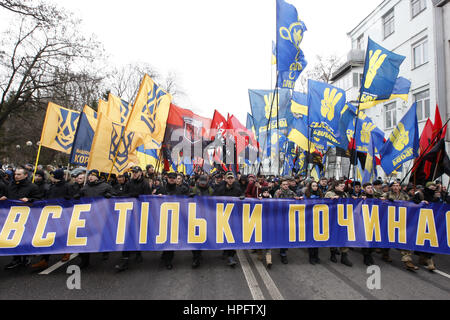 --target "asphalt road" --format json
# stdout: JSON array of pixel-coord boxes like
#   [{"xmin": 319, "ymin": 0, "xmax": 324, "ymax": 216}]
[{"xmin": 0, "ymin": 248, "xmax": 449, "ymax": 300}]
